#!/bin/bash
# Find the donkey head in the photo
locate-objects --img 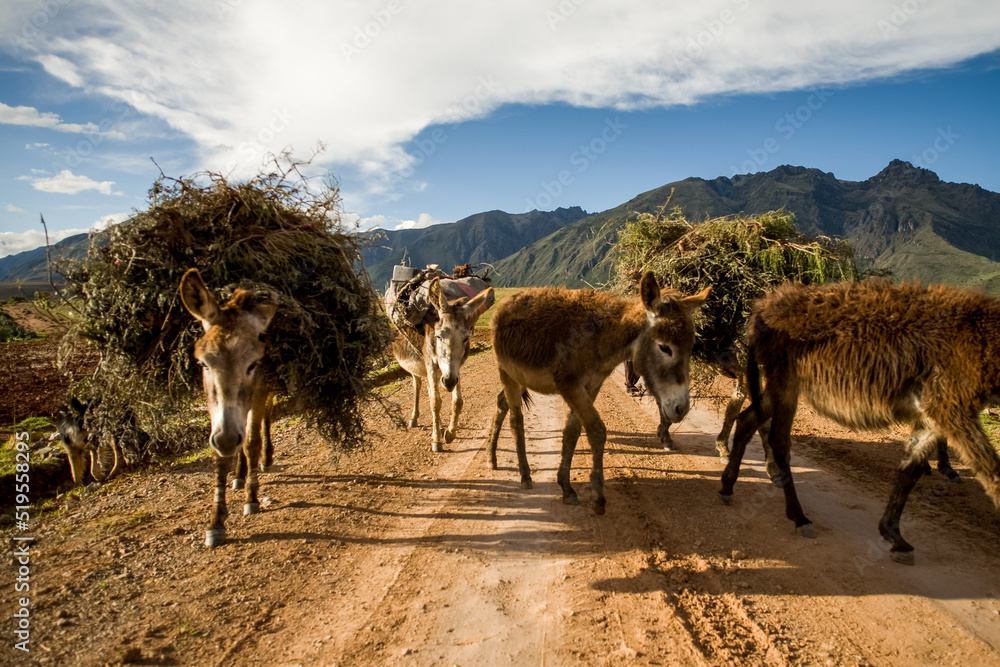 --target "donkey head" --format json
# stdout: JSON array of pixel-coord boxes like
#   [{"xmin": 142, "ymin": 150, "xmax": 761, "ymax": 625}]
[
  {"xmin": 55, "ymin": 397, "xmax": 91, "ymax": 485},
  {"xmin": 180, "ymin": 269, "xmax": 276, "ymax": 457},
  {"xmin": 632, "ymin": 272, "xmax": 711, "ymax": 424},
  {"xmin": 428, "ymin": 277, "xmax": 494, "ymax": 392}
]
